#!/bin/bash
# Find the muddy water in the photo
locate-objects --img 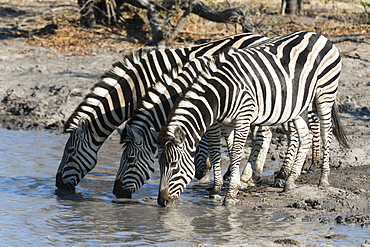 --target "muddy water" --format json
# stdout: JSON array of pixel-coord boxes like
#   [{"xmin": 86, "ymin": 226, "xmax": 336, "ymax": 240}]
[{"xmin": 0, "ymin": 128, "xmax": 369, "ymax": 246}]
